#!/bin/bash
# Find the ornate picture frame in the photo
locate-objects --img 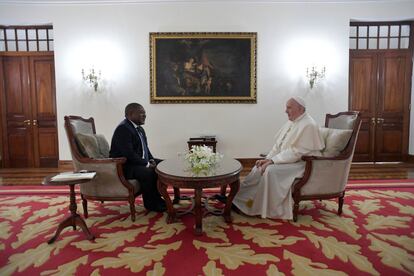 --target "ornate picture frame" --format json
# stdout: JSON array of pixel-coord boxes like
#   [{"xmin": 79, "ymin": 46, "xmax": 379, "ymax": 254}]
[{"xmin": 150, "ymin": 32, "xmax": 257, "ymax": 103}]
